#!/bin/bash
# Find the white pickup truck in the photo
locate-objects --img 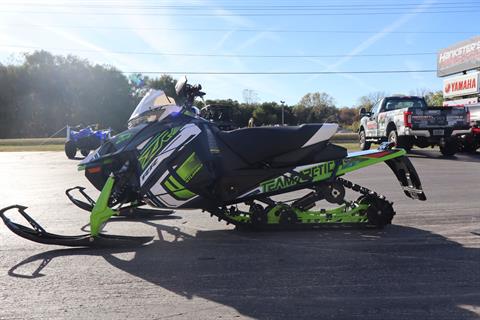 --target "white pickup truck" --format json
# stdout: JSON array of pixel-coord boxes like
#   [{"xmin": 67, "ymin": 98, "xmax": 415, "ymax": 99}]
[{"xmin": 359, "ymin": 96, "xmax": 470, "ymax": 156}]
